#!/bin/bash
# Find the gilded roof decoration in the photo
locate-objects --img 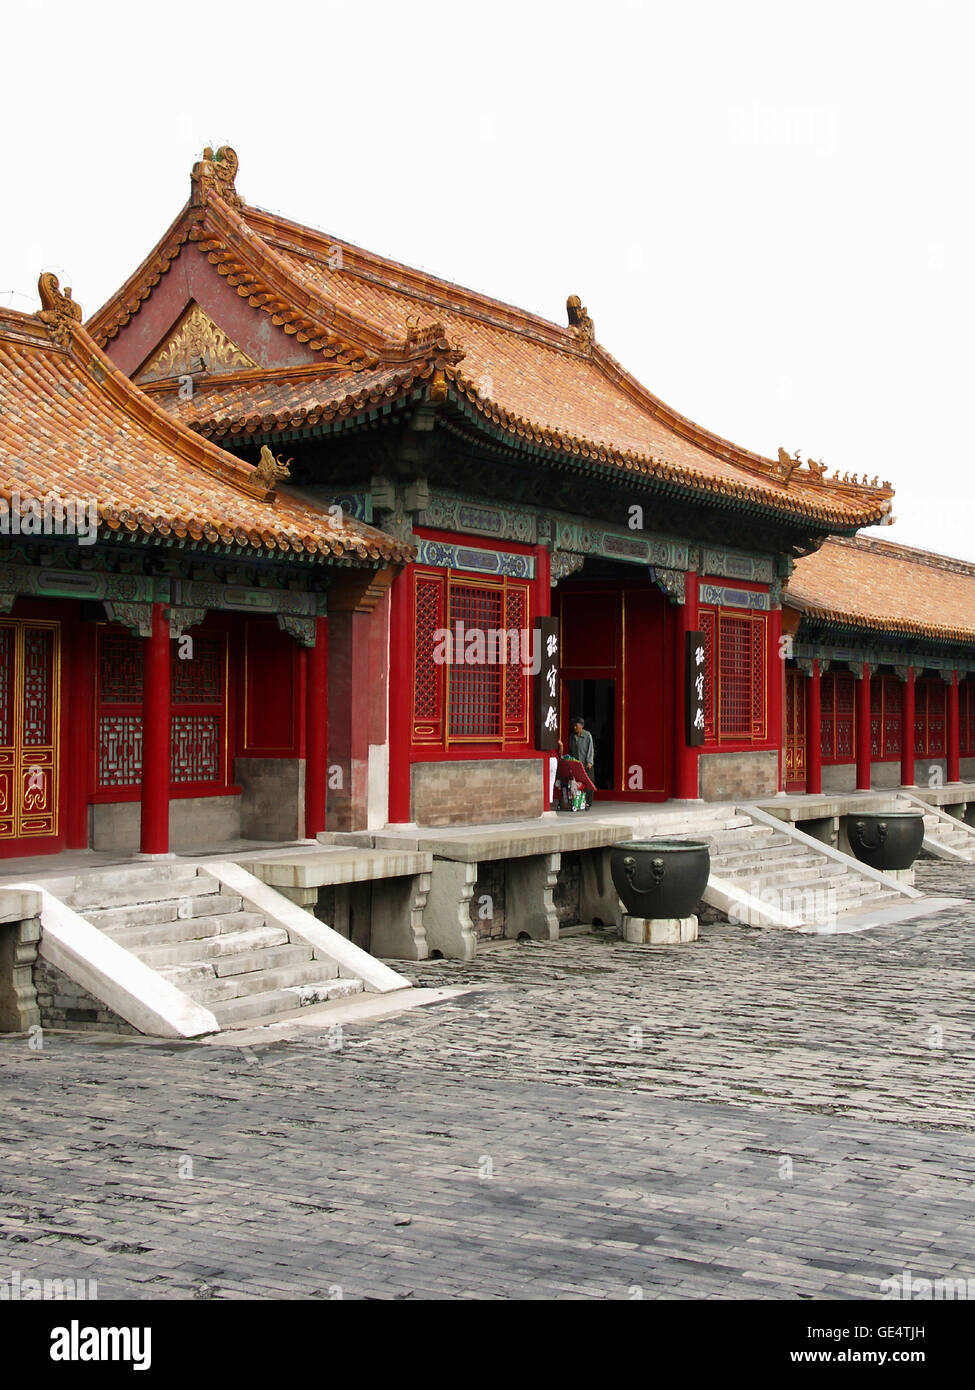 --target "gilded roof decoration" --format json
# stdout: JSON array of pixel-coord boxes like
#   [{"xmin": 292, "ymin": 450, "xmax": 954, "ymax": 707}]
[
  {"xmin": 191, "ymin": 145, "xmax": 243, "ymax": 210},
  {"xmin": 137, "ymin": 302, "xmax": 257, "ymax": 383},
  {"xmin": 37, "ymin": 272, "xmax": 83, "ymax": 347}
]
